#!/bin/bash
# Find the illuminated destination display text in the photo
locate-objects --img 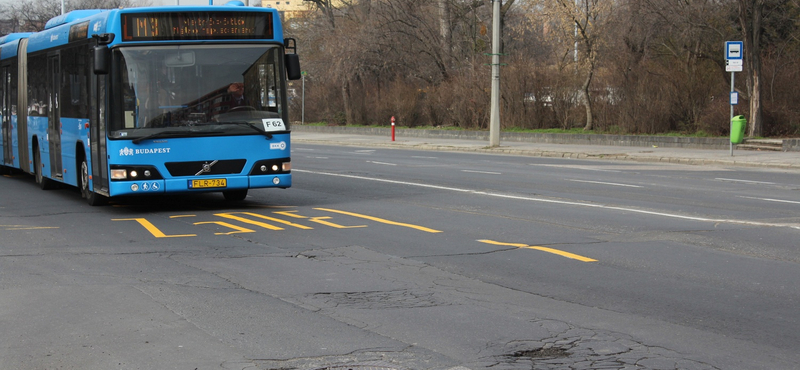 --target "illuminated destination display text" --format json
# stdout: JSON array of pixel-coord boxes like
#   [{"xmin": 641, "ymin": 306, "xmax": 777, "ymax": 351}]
[{"xmin": 121, "ymin": 12, "xmax": 272, "ymax": 41}]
